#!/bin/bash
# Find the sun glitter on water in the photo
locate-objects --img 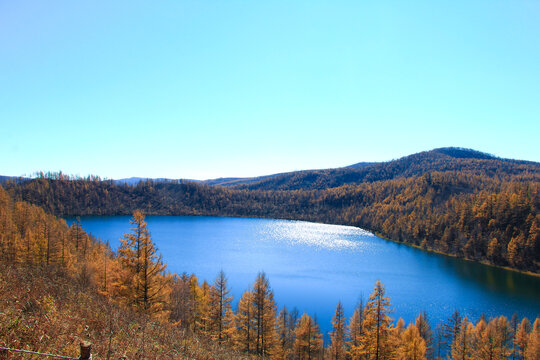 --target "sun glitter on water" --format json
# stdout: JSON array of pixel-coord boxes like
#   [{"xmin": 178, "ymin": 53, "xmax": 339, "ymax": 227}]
[{"xmin": 259, "ymin": 220, "xmax": 375, "ymax": 251}]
